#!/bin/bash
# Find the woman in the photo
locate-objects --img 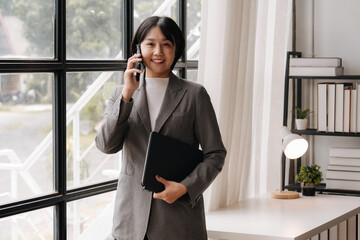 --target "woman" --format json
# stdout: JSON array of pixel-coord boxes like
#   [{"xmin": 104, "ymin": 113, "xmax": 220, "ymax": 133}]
[{"xmin": 96, "ymin": 16, "xmax": 226, "ymax": 240}]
